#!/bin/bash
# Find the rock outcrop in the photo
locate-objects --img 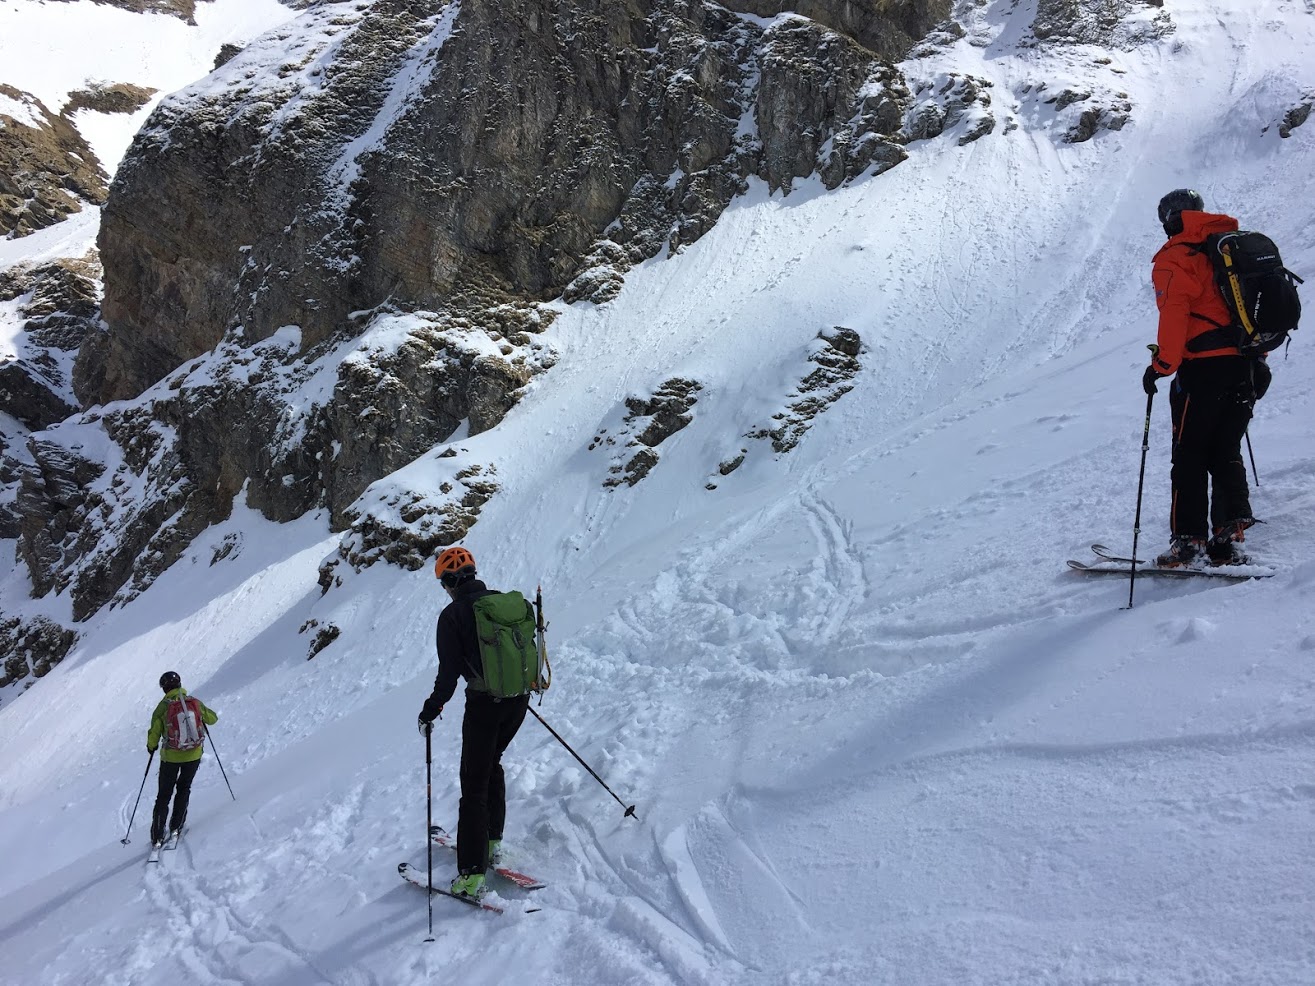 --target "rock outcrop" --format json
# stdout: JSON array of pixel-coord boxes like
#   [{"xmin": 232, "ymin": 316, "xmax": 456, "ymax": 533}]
[
  {"xmin": 592, "ymin": 378, "xmax": 703, "ymax": 488},
  {"xmin": 95, "ymin": 0, "xmax": 949, "ymax": 405},
  {"xmin": 11, "ymin": 0, "xmax": 953, "ymax": 641},
  {"xmin": 1032, "ymin": 0, "xmax": 1172, "ymax": 47},
  {"xmin": 0, "ymin": 256, "xmax": 100, "ymax": 430},
  {"xmin": 0, "ymin": 616, "xmax": 77, "ymax": 692},
  {"xmin": 0, "ymin": 86, "xmax": 107, "ymax": 237},
  {"xmin": 746, "ymin": 326, "xmax": 862, "ymax": 454}
]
